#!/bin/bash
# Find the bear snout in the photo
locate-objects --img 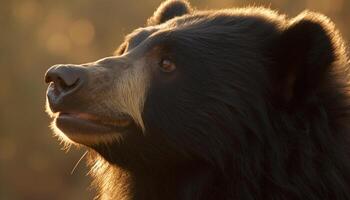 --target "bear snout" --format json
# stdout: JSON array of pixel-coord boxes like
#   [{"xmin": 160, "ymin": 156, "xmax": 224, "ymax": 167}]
[{"xmin": 45, "ymin": 64, "xmax": 87, "ymax": 112}]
